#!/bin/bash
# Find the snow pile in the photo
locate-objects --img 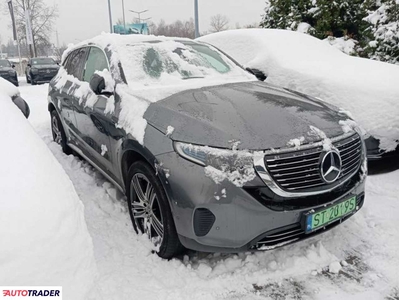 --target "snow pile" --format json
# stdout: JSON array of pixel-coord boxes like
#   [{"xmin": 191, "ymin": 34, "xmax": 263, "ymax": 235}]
[
  {"xmin": 198, "ymin": 29, "xmax": 399, "ymax": 151},
  {"xmin": 61, "ymin": 33, "xmax": 254, "ymax": 144},
  {"xmin": 324, "ymin": 36, "xmax": 358, "ymax": 56},
  {"xmin": 0, "ymin": 95, "xmax": 96, "ymax": 299},
  {"xmin": 0, "ymin": 77, "xmax": 19, "ymax": 97}
]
